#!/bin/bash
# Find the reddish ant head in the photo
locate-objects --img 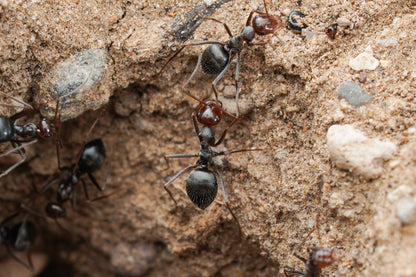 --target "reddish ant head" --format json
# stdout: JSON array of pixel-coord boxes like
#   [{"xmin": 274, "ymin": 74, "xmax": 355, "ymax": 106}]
[
  {"xmin": 325, "ymin": 23, "xmax": 338, "ymax": 40},
  {"xmin": 37, "ymin": 118, "xmax": 56, "ymax": 138},
  {"xmin": 252, "ymin": 14, "xmax": 282, "ymax": 35},
  {"xmin": 196, "ymin": 100, "xmax": 223, "ymax": 127},
  {"xmin": 309, "ymin": 247, "xmax": 341, "ymax": 269}
]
